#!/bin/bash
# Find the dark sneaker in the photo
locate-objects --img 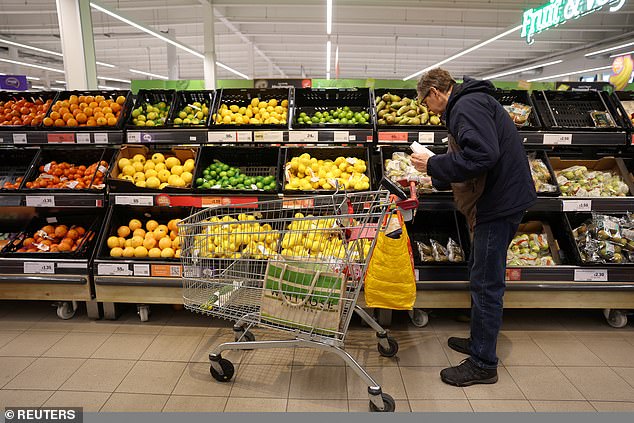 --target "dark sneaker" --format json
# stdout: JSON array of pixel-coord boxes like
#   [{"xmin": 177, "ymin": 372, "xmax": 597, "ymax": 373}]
[
  {"xmin": 448, "ymin": 337, "xmax": 471, "ymax": 355},
  {"xmin": 440, "ymin": 359, "xmax": 498, "ymax": 387}
]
